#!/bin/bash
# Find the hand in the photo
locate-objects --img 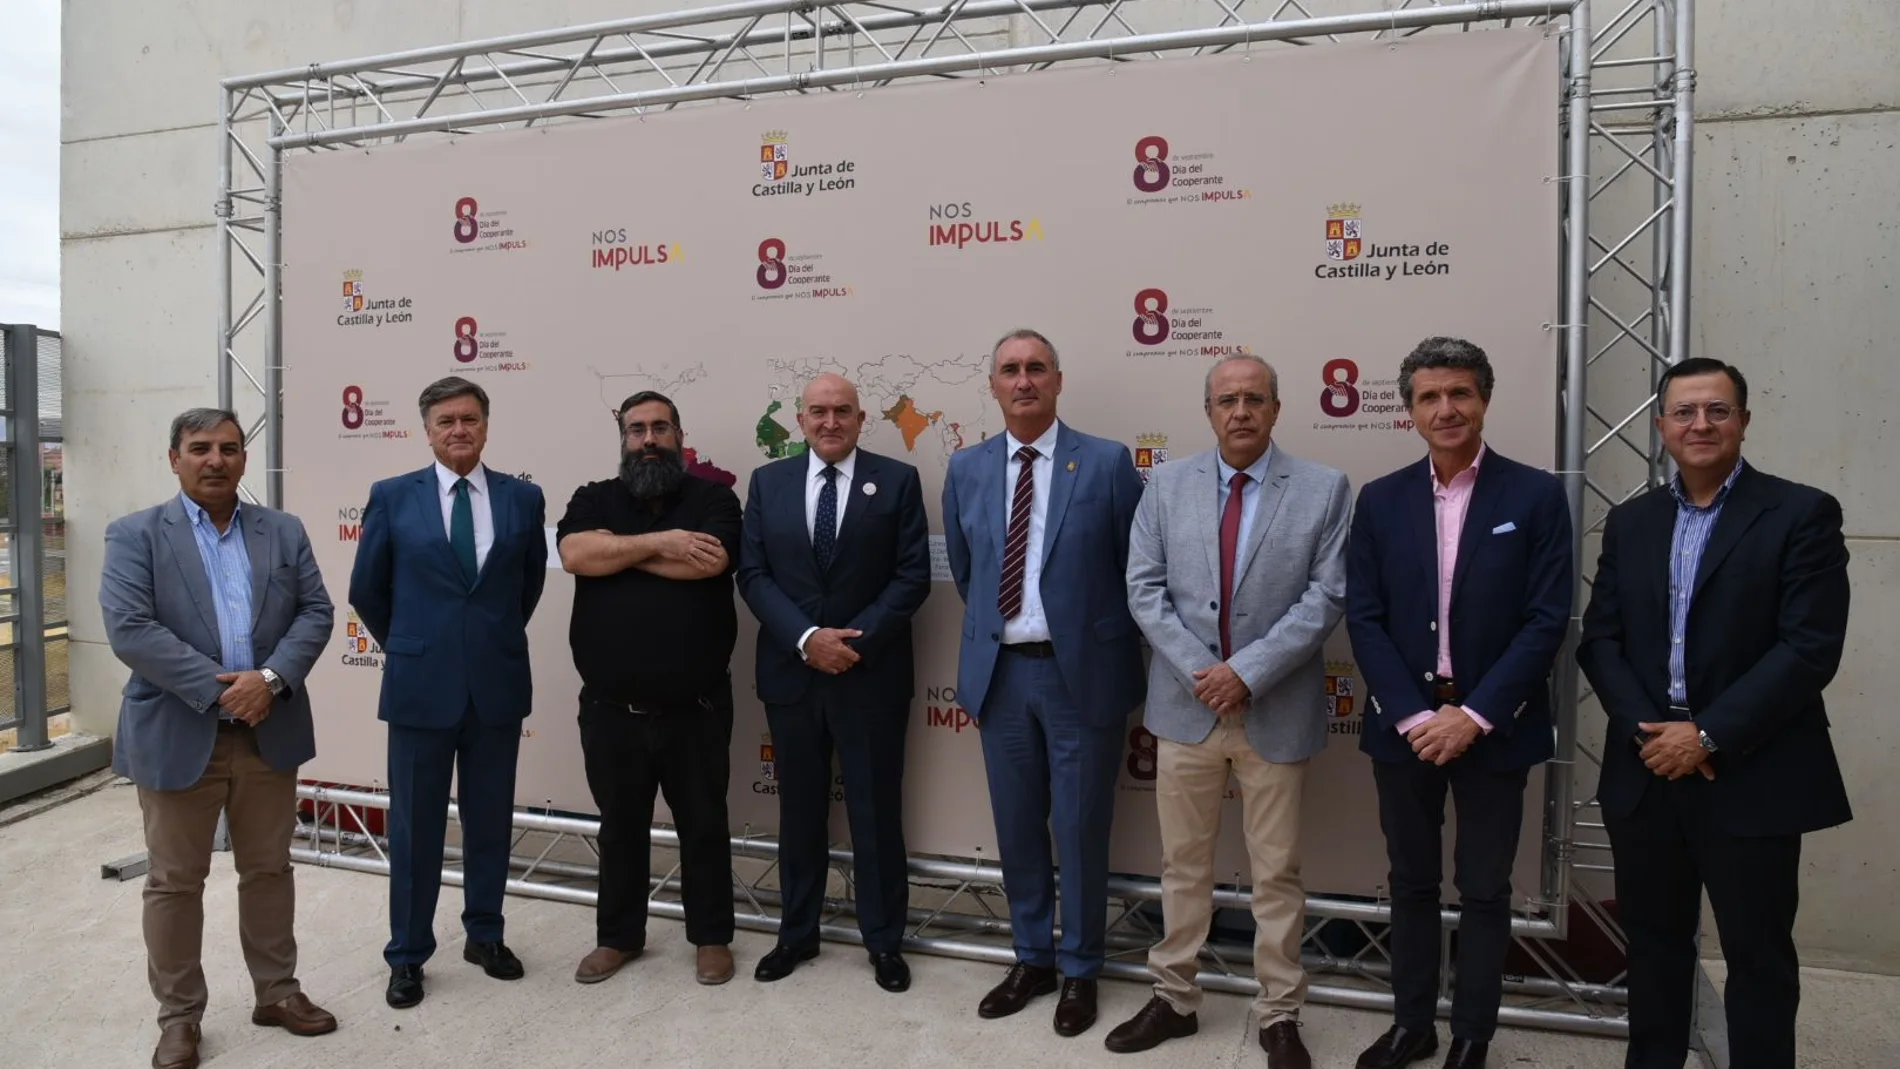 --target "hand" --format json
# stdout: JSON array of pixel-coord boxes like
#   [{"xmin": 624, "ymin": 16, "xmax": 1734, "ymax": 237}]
[
  {"xmin": 1637, "ymin": 721, "xmax": 1711, "ymax": 780},
  {"xmin": 1191, "ymin": 663, "xmax": 1251, "ymax": 716},
  {"xmin": 215, "ymin": 670, "xmax": 274, "ymax": 726},
  {"xmin": 654, "ymin": 529, "xmax": 725, "ymax": 569},
  {"xmin": 804, "ymin": 628, "xmax": 864, "ymax": 675},
  {"xmin": 1408, "ymin": 705, "xmax": 1482, "ymax": 765}
]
